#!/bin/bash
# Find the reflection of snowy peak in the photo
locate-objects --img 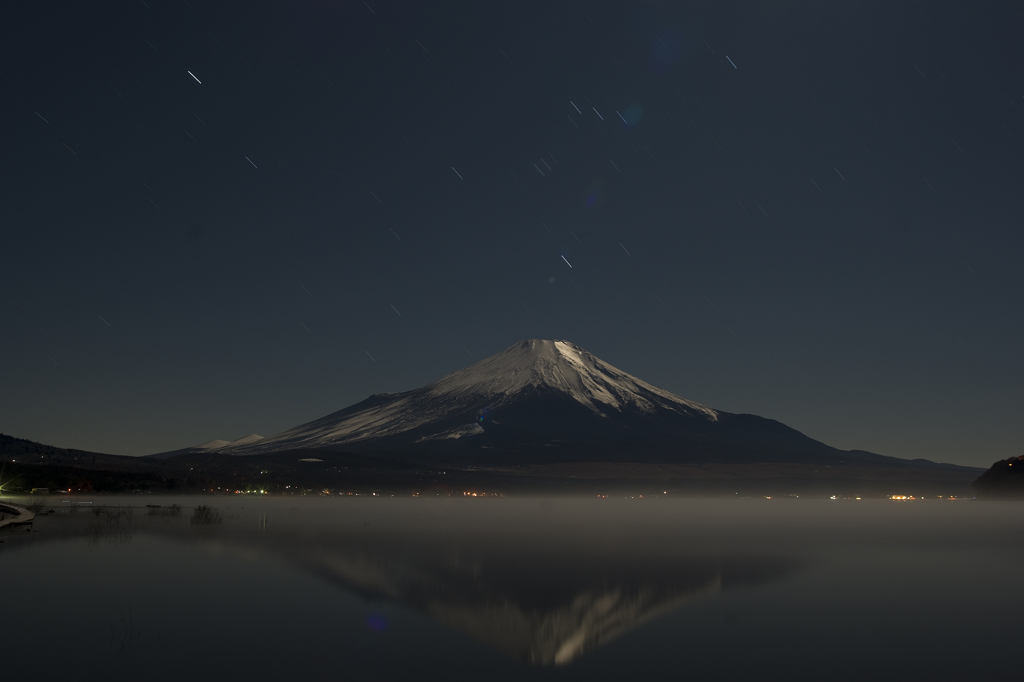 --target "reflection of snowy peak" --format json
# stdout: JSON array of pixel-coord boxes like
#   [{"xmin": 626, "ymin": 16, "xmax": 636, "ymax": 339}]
[
  {"xmin": 309, "ymin": 548, "xmax": 724, "ymax": 666},
  {"xmin": 425, "ymin": 576, "xmax": 723, "ymax": 665}
]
